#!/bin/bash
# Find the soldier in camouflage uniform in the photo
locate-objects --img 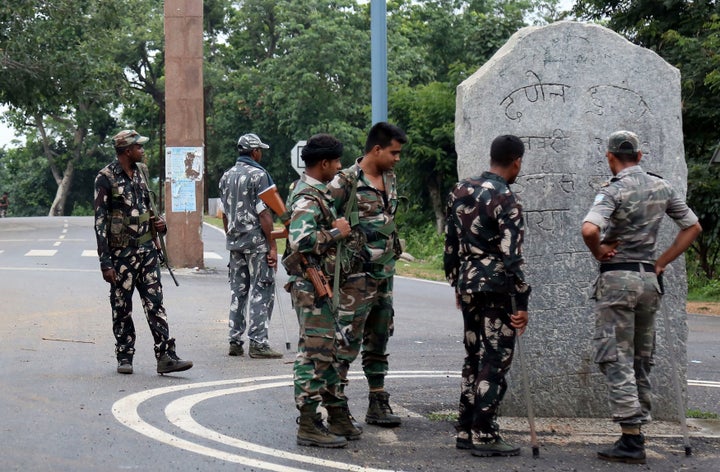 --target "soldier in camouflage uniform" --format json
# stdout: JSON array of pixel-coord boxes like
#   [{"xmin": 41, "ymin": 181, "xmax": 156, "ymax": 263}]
[
  {"xmin": 94, "ymin": 129, "xmax": 193, "ymax": 375},
  {"xmin": 327, "ymin": 122, "xmax": 407, "ymax": 427},
  {"xmin": 284, "ymin": 134, "xmax": 359, "ymax": 448},
  {"xmin": 444, "ymin": 135, "xmax": 530, "ymax": 458},
  {"xmin": 219, "ymin": 133, "xmax": 282, "ymax": 359},
  {"xmin": 582, "ymin": 130, "xmax": 701, "ymax": 464}
]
